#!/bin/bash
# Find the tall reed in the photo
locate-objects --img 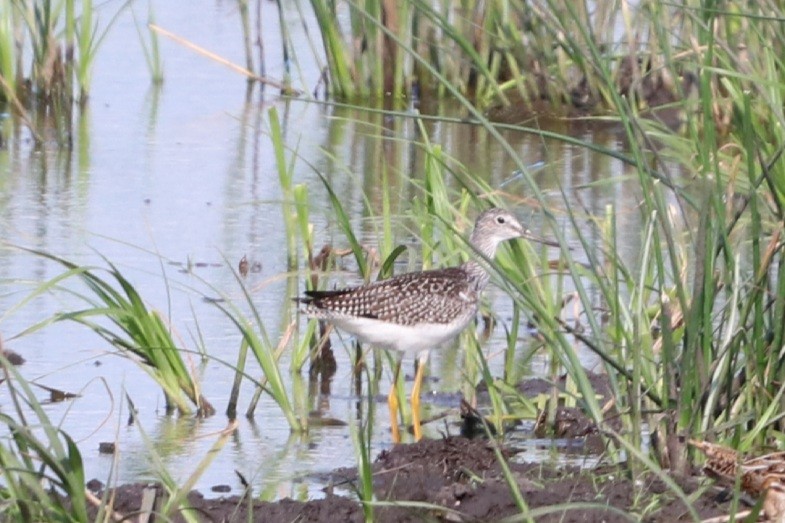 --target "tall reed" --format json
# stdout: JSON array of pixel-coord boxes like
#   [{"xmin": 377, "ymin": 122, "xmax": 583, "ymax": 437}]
[
  {"xmin": 0, "ymin": 0, "xmax": 126, "ymax": 146},
  {"xmin": 0, "ymin": 0, "xmax": 119, "ymax": 105},
  {"xmin": 495, "ymin": 0, "xmax": 785, "ymax": 472},
  {"xmin": 300, "ymin": 7, "xmax": 785, "ymax": 505}
]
